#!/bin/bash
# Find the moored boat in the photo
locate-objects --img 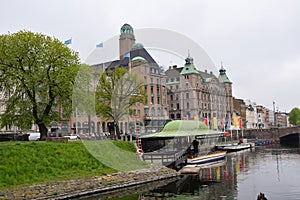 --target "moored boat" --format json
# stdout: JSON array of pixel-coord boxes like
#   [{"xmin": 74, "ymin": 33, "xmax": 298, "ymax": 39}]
[
  {"xmin": 215, "ymin": 142, "xmax": 251, "ymax": 152},
  {"xmin": 186, "ymin": 151, "xmax": 227, "ymax": 166}
]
